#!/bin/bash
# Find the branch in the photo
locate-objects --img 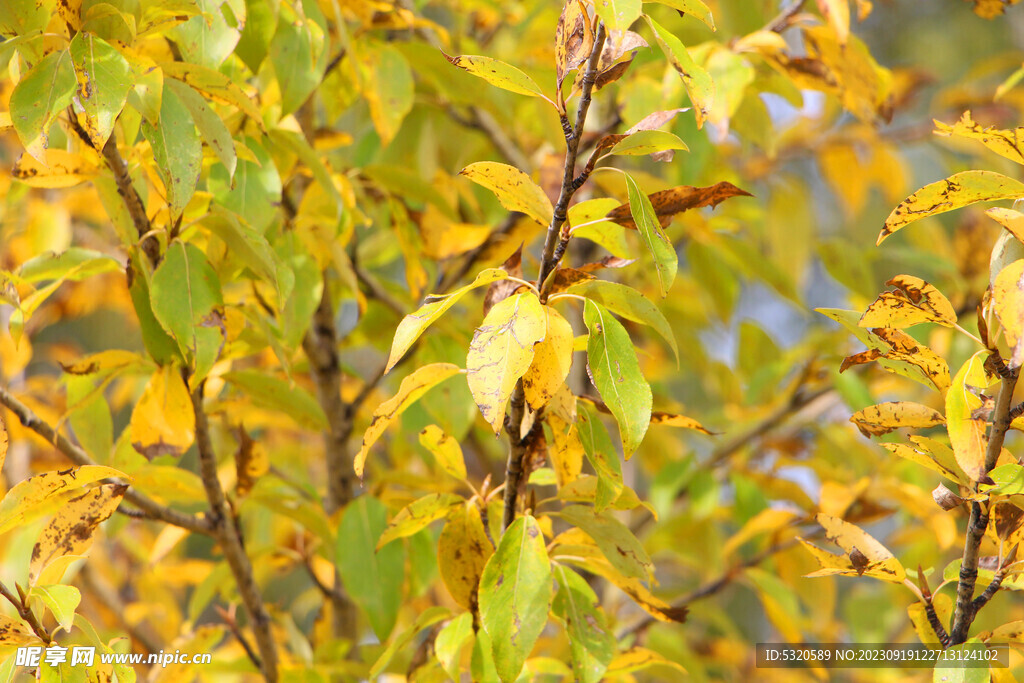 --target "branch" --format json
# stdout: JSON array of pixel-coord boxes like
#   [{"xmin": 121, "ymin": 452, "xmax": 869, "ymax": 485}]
[
  {"xmin": 766, "ymin": 0, "xmax": 808, "ymax": 33},
  {"xmin": 192, "ymin": 382, "xmax": 279, "ymax": 683},
  {"xmin": 501, "ymin": 24, "xmax": 608, "ymax": 531},
  {"xmin": 0, "ymin": 581, "xmax": 51, "ymax": 644},
  {"xmin": 446, "ymin": 105, "xmax": 533, "ymax": 172},
  {"xmin": 950, "ymin": 367, "xmax": 1019, "ymax": 644},
  {"xmin": 0, "ymin": 385, "xmax": 213, "ymax": 536}
]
